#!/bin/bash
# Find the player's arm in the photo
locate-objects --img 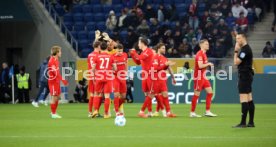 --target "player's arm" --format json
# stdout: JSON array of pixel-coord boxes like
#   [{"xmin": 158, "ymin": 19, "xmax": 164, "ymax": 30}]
[
  {"xmin": 129, "ymin": 49, "xmax": 141, "ymax": 65},
  {"xmin": 94, "ymin": 30, "xmax": 101, "ymax": 42},
  {"xmin": 112, "ymin": 63, "xmax": 117, "ymax": 71},
  {"xmin": 168, "ymin": 66, "xmax": 176, "ymax": 85},
  {"xmin": 198, "ymin": 61, "xmax": 213, "ymax": 69},
  {"xmin": 234, "ymin": 43, "xmax": 242, "ymax": 65}
]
